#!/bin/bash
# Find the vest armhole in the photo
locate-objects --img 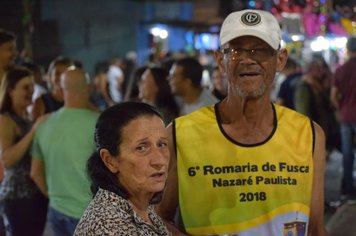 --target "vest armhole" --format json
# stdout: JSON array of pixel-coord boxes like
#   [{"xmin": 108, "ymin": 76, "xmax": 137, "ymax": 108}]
[
  {"xmin": 172, "ymin": 120, "xmax": 177, "ymax": 158},
  {"xmin": 310, "ymin": 119, "xmax": 315, "ymax": 156}
]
